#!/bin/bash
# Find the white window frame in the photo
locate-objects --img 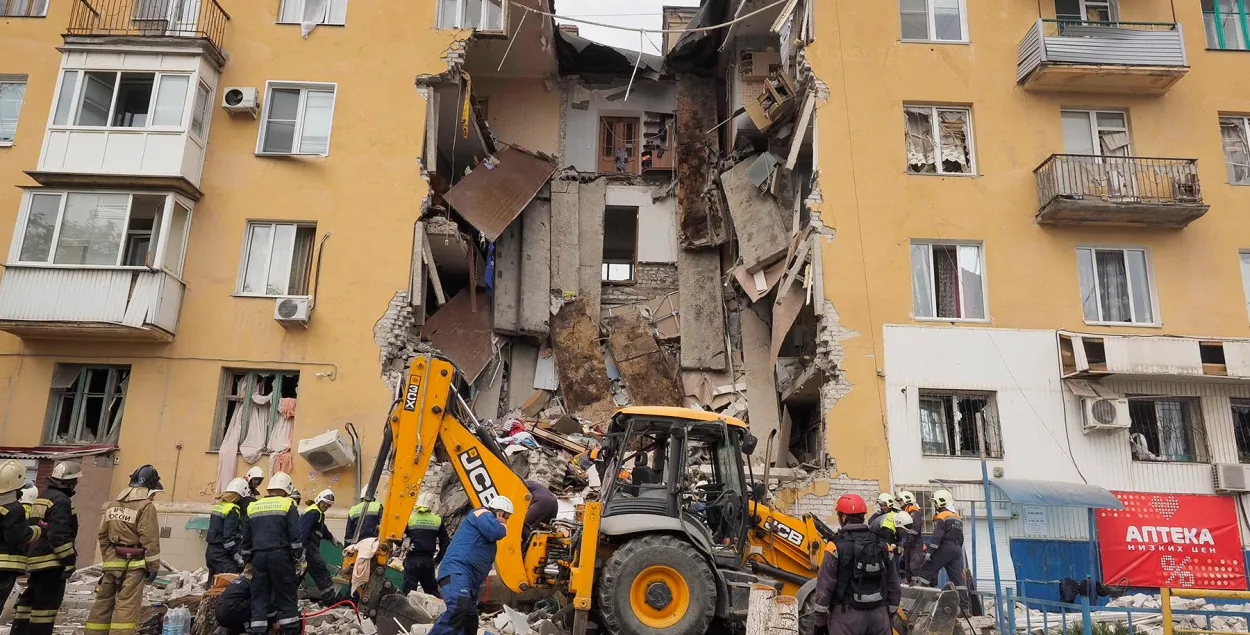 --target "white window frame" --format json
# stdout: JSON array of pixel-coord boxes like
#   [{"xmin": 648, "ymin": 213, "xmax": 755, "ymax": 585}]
[
  {"xmin": 0, "ymin": 75, "xmax": 27, "ymax": 147},
  {"xmin": 189, "ymin": 80, "xmax": 213, "ymax": 142},
  {"xmin": 255, "ymin": 81, "xmax": 337, "ymax": 157},
  {"xmin": 910, "ymin": 240, "xmax": 989, "ymax": 321},
  {"xmin": 1071, "ymin": 0, "xmax": 1119, "ymax": 22},
  {"xmin": 437, "ymin": 0, "xmax": 507, "ymax": 32},
  {"xmin": 8, "ymin": 190, "xmax": 193, "ymax": 275},
  {"xmin": 904, "ymin": 104, "xmax": 977, "ymax": 176},
  {"xmin": 1239, "ymin": 250, "xmax": 1250, "ymax": 321},
  {"xmin": 0, "ymin": 0, "xmax": 48, "ymax": 17},
  {"xmin": 276, "ymin": 0, "xmax": 348, "ymax": 26},
  {"xmin": 1076, "ymin": 246, "xmax": 1160, "ymax": 326},
  {"xmin": 899, "ymin": 0, "xmax": 969, "ymax": 43},
  {"xmin": 234, "ymin": 220, "xmax": 317, "ymax": 298},
  {"xmin": 47, "ymin": 69, "xmax": 195, "ymax": 132},
  {"xmin": 1220, "ymin": 116, "xmax": 1250, "ymax": 185},
  {"xmin": 1061, "ymin": 109, "xmax": 1130, "ymax": 157}
]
